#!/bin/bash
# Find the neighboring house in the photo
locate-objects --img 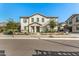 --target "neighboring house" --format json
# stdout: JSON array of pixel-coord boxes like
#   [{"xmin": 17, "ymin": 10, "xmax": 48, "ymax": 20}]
[
  {"xmin": 66, "ymin": 14, "xmax": 79, "ymax": 32},
  {"xmin": 0, "ymin": 22, "xmax": 6, "ymax": 27},
  {"xmin": 20, "ymin": 13, "xmax": 58, "ymax": 33},
  {"xmin": 58, "ymin": 22, "xmax": 66, "ymax": 31}
]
